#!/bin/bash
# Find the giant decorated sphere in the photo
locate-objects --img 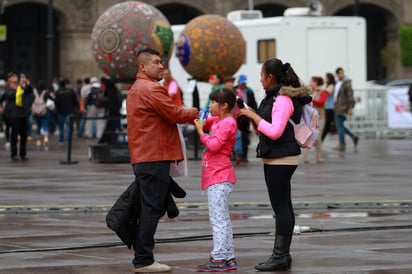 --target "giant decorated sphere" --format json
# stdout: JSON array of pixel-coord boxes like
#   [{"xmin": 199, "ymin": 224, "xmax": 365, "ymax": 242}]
[
  {"xmin": 91, "ymin": 1, "xmax": 173, "ymax": 82},
  {"xmin": 175, "ymin": 14, "xmax": 245, "ymax": 82}
]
